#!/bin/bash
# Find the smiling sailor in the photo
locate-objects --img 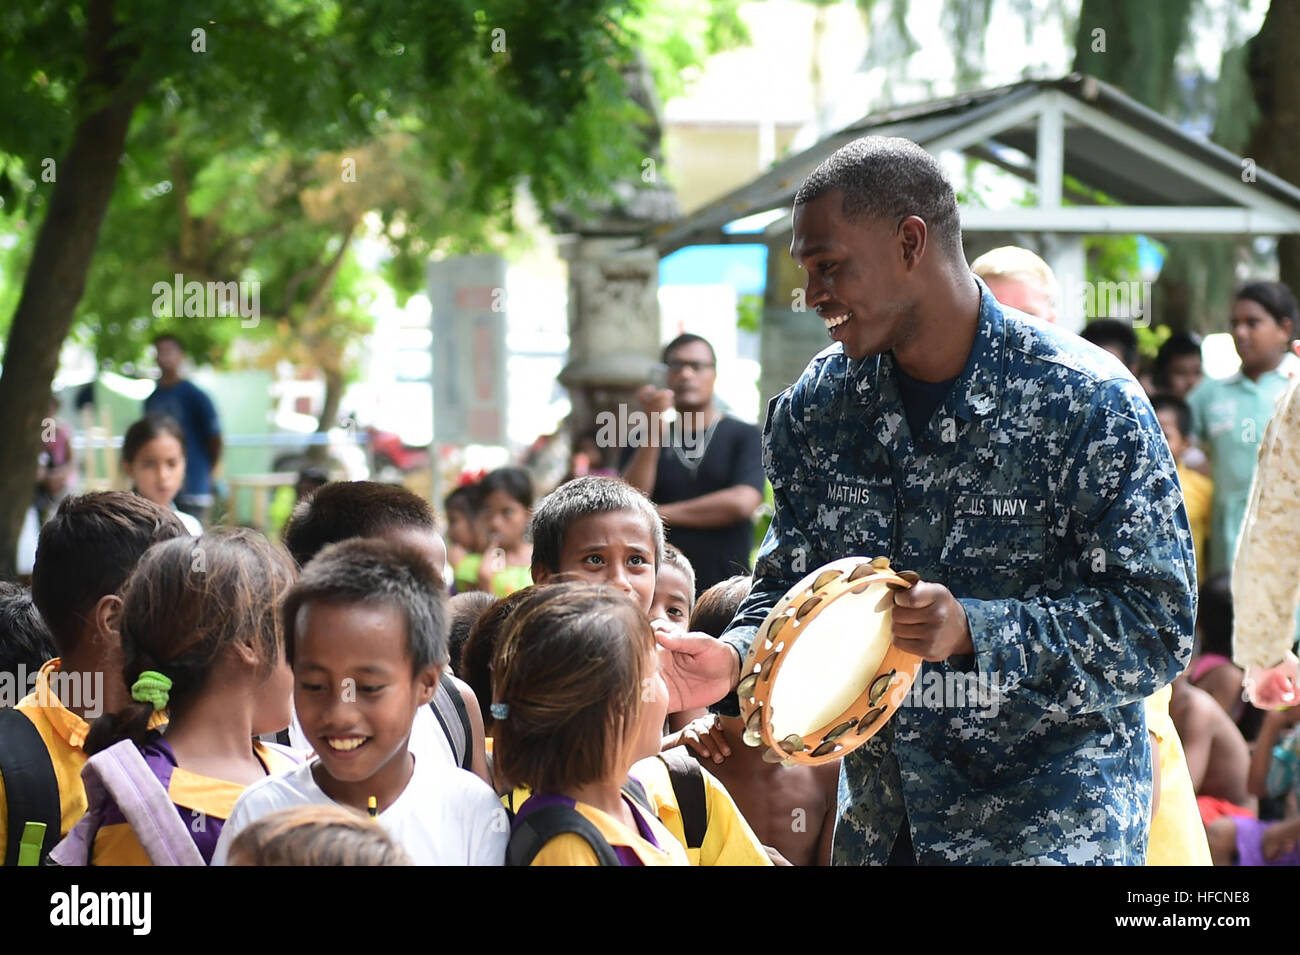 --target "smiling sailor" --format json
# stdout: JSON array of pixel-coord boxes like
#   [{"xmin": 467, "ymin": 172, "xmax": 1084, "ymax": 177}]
[{"xmin": 655, "ymin": 135, "xmax": 1197, "ymax": 865}]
